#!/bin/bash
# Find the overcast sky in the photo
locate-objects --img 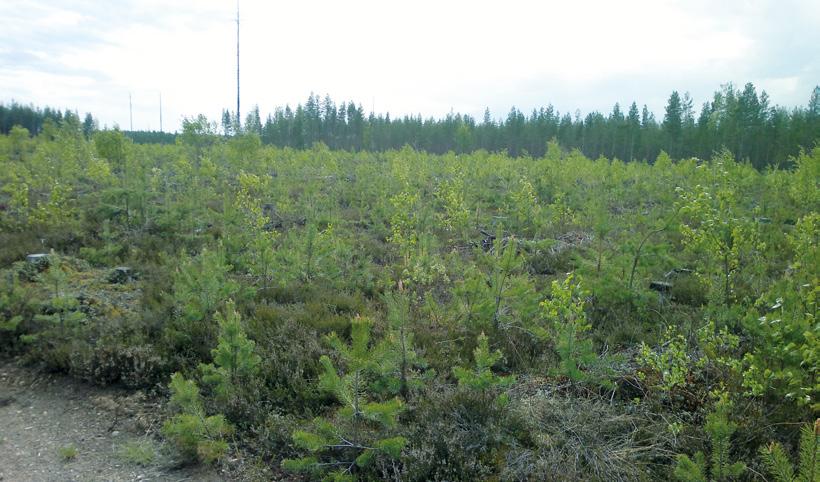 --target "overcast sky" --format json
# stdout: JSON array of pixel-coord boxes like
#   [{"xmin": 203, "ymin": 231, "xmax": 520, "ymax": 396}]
[{"xmin": 1, "ymin": 0, "xmax": 818, "ymax": 131}]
